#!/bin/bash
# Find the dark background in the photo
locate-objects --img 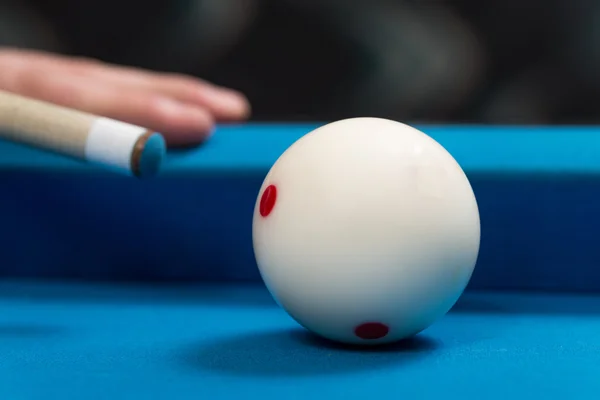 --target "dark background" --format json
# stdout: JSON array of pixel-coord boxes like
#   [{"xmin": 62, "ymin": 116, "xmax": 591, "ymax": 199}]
[{"xmin": 2, "ymin": 0, "xmax": 599, "ymax": 125}]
